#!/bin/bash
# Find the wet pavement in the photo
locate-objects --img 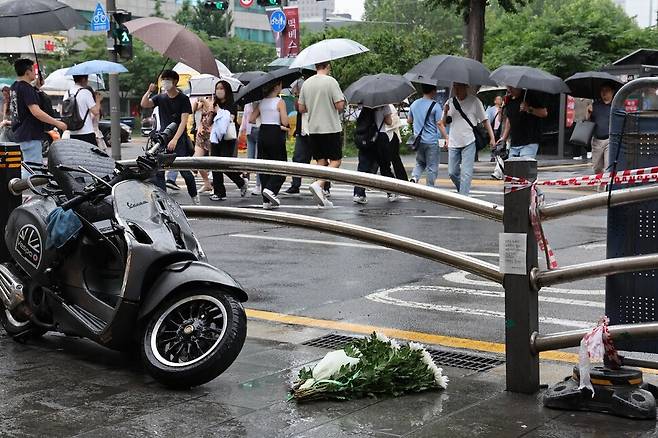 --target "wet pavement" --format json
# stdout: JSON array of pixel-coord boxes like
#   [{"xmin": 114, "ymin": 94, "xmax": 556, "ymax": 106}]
[{"xmin": 4, "ymin": 320, "xmax": 658, "ymax": 437}]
